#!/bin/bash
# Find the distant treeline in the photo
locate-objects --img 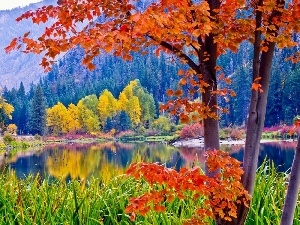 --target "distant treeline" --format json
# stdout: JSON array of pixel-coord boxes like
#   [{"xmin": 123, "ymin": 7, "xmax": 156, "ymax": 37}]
[{"xmin": 2, "ymin": 43, "xmax": 300, "ymax": 135}]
